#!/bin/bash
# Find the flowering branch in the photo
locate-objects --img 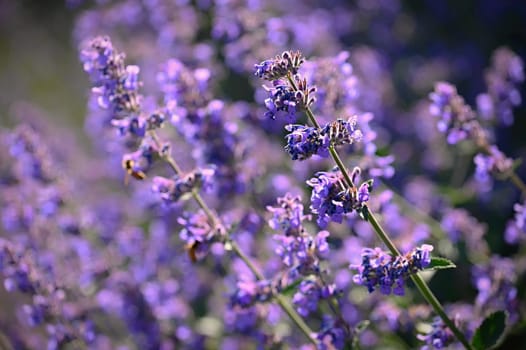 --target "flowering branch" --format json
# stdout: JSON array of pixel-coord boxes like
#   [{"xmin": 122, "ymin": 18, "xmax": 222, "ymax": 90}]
[{"xmin": 283, "ymin": 71, "xmax": 475, "ymax": 350}]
